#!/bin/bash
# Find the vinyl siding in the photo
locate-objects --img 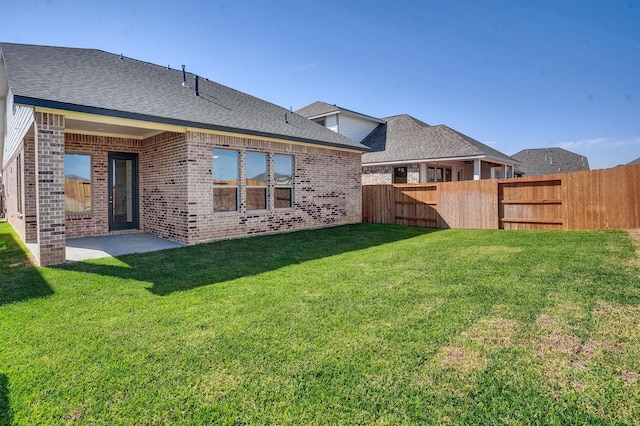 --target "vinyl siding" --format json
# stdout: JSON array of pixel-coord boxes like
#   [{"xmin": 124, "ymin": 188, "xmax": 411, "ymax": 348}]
[
  {"xmin": 337, "ymin": 115, "xmax": 380, "ymax": 142},
  {"xmin": 3, "ymin": 92, "xmax": 34, "ymax": 168},
  {"xmin": 325, "ymin": 114, "xmax": 338, "ymax": 133}
]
